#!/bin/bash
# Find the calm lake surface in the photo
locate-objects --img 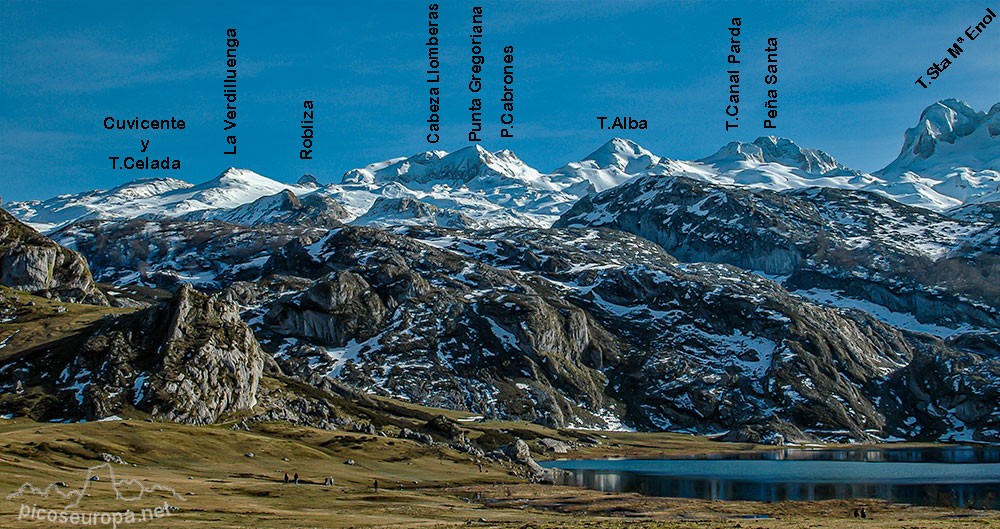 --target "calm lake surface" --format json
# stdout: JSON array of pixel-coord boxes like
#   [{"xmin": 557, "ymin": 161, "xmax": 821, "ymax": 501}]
[{"xmin": 538, "ymin": 446, "xmax": 1000, "ymax": 507}]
